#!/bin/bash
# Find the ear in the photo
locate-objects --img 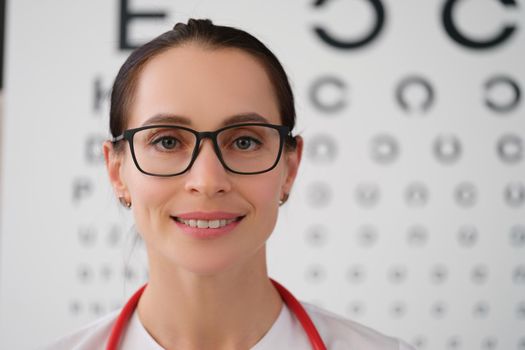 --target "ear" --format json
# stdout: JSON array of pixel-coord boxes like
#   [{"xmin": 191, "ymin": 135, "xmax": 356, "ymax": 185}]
[
  {"xmin": 282, "ymin": 135, "xmax": 303, "ymax": 195},
  {"xmin": 102, "ymin": 141, "xmax": 129, "ymax": 200}
]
